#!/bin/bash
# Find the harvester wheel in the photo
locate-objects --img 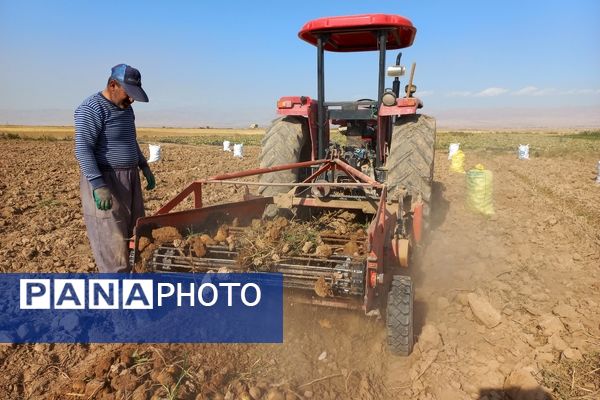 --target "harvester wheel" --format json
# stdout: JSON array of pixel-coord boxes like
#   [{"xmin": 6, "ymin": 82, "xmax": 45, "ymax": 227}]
[
  {"xmin": 386, "ymin": 114, "xmax": 436, "ymax": 226},
  {"xmin": 386, "ymin": 275, "xmax": 414, "ymax": 356},
  {"xmin": 258, "ymin": 116, "xmax": 310, "ymax": 197}
]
